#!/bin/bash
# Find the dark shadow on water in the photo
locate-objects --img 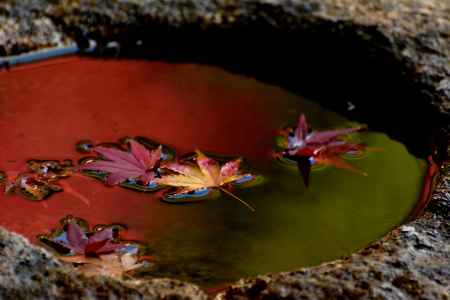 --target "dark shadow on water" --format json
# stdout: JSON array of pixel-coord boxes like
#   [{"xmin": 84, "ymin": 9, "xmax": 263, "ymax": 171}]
[{"xmin": 78, "ymin": 24, "xmax": 447, "ymax": 162}]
